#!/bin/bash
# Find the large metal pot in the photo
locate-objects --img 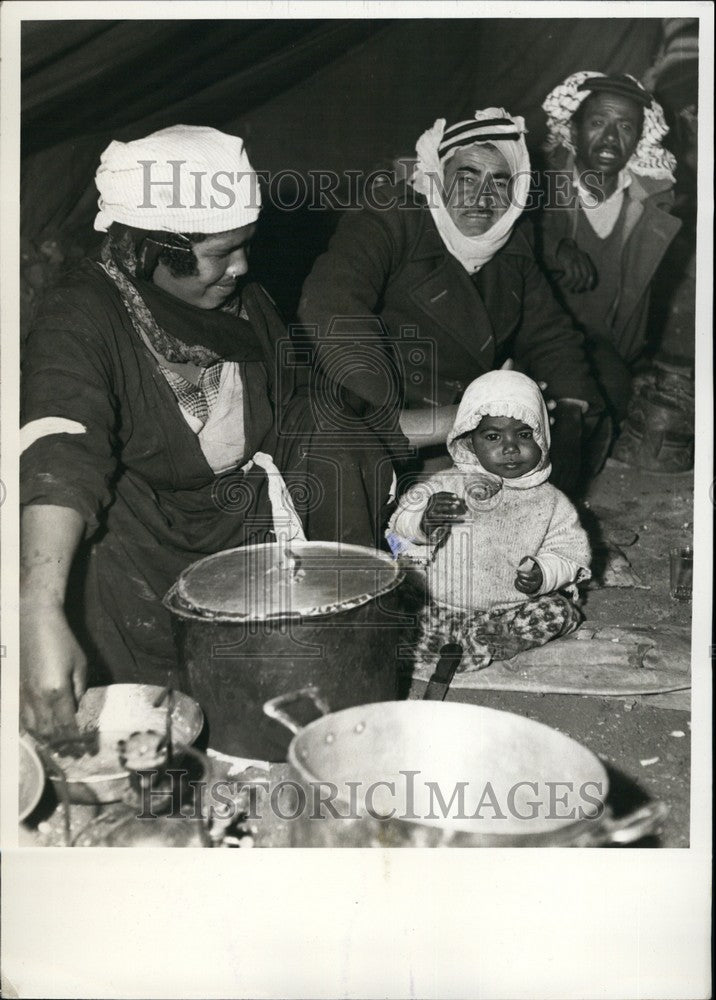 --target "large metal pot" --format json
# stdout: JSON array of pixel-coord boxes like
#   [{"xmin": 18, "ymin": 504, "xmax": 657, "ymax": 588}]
[
  {"xmin": 263, "ymin": 691, "xmax": 668, "ymax": 847},
  {"xmin": 165, "ymin": 542, "xmax": 420, "ymax": 761}
]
